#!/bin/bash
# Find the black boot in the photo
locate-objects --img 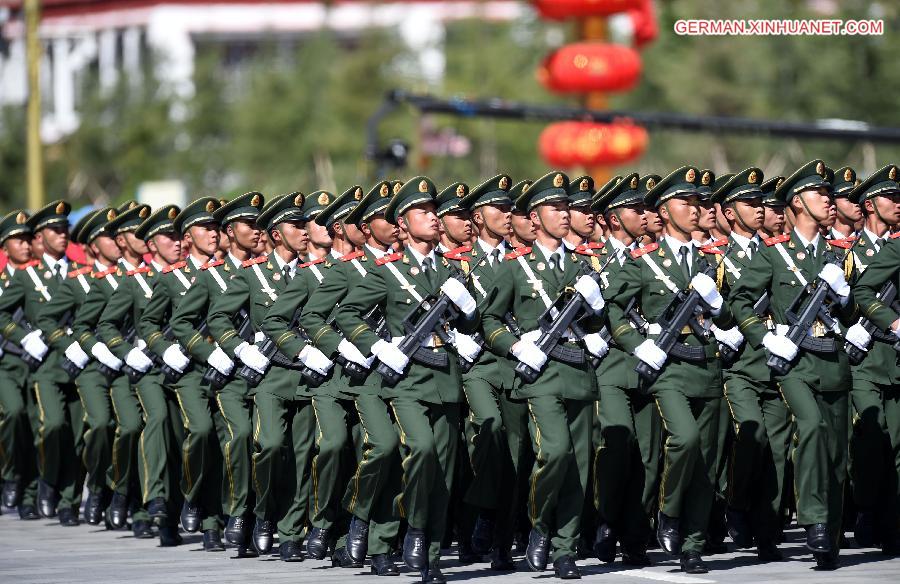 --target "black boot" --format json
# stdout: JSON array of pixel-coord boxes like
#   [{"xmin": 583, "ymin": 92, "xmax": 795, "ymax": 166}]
[
  {"xmin": 147, "ymin": 497, "xmax": 168, "ymax": 521},
  {"xmin": 306, "ymin": 526, "xmax": 330, "ymax": 560},
  {"xmin": 593, "ymin": 523, "xmax": 616, "ymax": 563},
  {"xmin": 332, "ymin": 546, "xmax": 363, "ymax": 568},
  {"xmin": 370, "ymin": 553, "xmax": 400, "ymax": 576},
  {"xmin": 159, "ymin": 525, "xmax": 182, "ymax": 547},
  {"xmin": 552, "ymin": 555, "xmax": 581, "ymax": 579},
  {"xmin": 422, "ymin": 560, "xmax": 446, "ymax": 583},
  {"xmin": 37, "ymin": 480, "xmax": 59, "ymax": 518},
  {"xmin": 180, "ymin": 499, "xmax": 201, "ymax": 533},
  {"xmin": 806, "ymin": 523, "xmax": 831, "ymax": 553},
  {"xmin": 2, "ymin": 480, "xmax": 21, "ymax": 508},
  {"xmin": 279, "ymin": 540, "xmax": 305, "ymax": 562},
  {"xmin": 253, "ymin": 517, "xmax": 276, "ymax": 554},
  {"xmin": 17, "ymin": 504, "xmax": 40, "ymax": 520},
  {"xmin": 346, "ymin": 515, "xmax": 370, "ymax": 564},
  {"xmin": 680, "ymin": 550, "xmax": 708, "ymax": 574},
  {"xmin": 107, "ymin": 492, "xmax": 129, "ymax": 529},
  {"xmin": 403, "ymin": 527, "xmax": 428, "ymax": 571},
  {"xmin": 224, "ymin": 515, "xmax": 247, "ymax": 546},
  {"xmin": 814, "ymin": 550, "xmax": 839, "ymax": 570},
  {"xmin": 621, "ymin": 543, "xmax": 651, "ymax": 566},
  {"xmin": 84, "ymin": 489, "xmax": 109, "ymax": 526},
  {"xmin": 203, "ymin": 529, "xmax": 226, "ymax": 552},
  {"xmin": 132, "ymin": 519, "xmax": 155, "ymax": 539},
  {"xmin": 657, "ymin": 511, "xmax": 682, "ymax": 556},
  {"xmin": 525, "ymin": 528, "xmax": 549, "ymax": 572},
  {"xmin": 57, "ymin": 507, "xmax": 79, "ymax": 526}
]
